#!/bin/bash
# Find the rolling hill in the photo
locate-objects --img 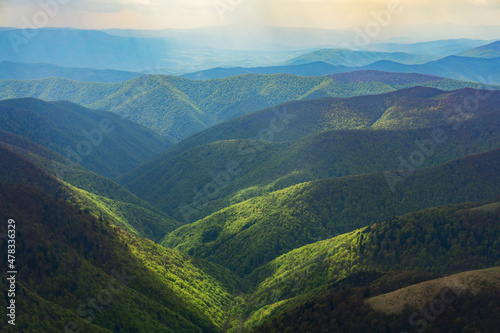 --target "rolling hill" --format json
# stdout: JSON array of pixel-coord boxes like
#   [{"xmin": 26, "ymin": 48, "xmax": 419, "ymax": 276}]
[
  {"xmin": 0, "ymin": 98, "xmax": 173, "ymax": 178},
  {"xmin": 0, "ymin": 146, "xmax": 246, "ymax": 332},
  {"xmin": 458, "ymin": 40, "xmax": 500, "ymax": 58},
  {"xmin": 366, "ymin": 266, "xmax": 500, "ymax": 315},
  {"xmin": 182, "ymin": 53, "xmax": 500, "ymax": 84},
  {"xmin": 119, "ymin": 87, "xmax": 500, "ymax": 220},
  {"xmin": 0, "ymin": 61, "xmax": 144, "ymax": 83},
  {"xmin": 254, "ymin": 267, "xmax": 500, "ymax": 332},
  {"xmin": 365, "ymin": 38, "xmax": 491, "ymax": 56},
  {"xmin": 0, "ymin": 131, "xmax": 180, "ymax": 242},
  {"xmin": 0, "ymin": 28, "xmax": 183, "ymax": 72},
  {"xmin": 246, "ymin": 201, "xmax": 500, "ymax": 330},
  {"xmin": 162, "ymin": 148, "xmax": 500, "ymax": 275},
  {"xmin": 0, "ymin": 72, "xmax": 497, "ymax": 141},
  {"xmin": 181, "ymin": 61, "xmax": 347, "ymax": 80},
  {"xmin": 361, "ymin": 55, "xmax": 500, "ymax": 84},
  {"xmin": 283, "ymin": 49, "xmax": 438, "ymax": 67}
]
